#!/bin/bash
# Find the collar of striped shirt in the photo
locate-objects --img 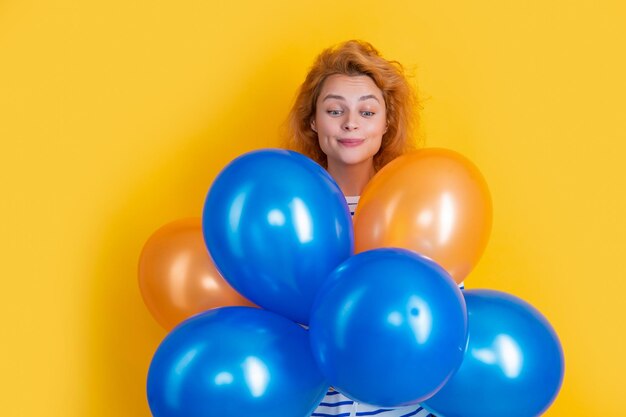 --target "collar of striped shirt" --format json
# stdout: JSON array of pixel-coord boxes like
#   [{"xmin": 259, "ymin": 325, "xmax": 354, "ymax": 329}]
[{"xmin": 345, "ymin": 196, "xmax": 360, "ymax": 216}]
